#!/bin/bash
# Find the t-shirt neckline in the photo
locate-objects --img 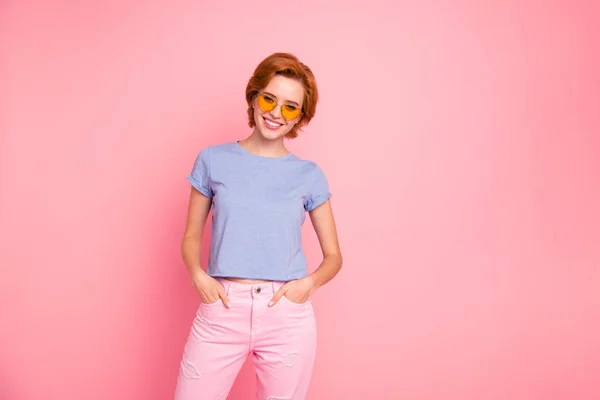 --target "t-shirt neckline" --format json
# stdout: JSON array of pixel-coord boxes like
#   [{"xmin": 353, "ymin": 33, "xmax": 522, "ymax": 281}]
[{"xmin": 234, "ymin": 141, "xmax": 294, "ymax": 161}]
